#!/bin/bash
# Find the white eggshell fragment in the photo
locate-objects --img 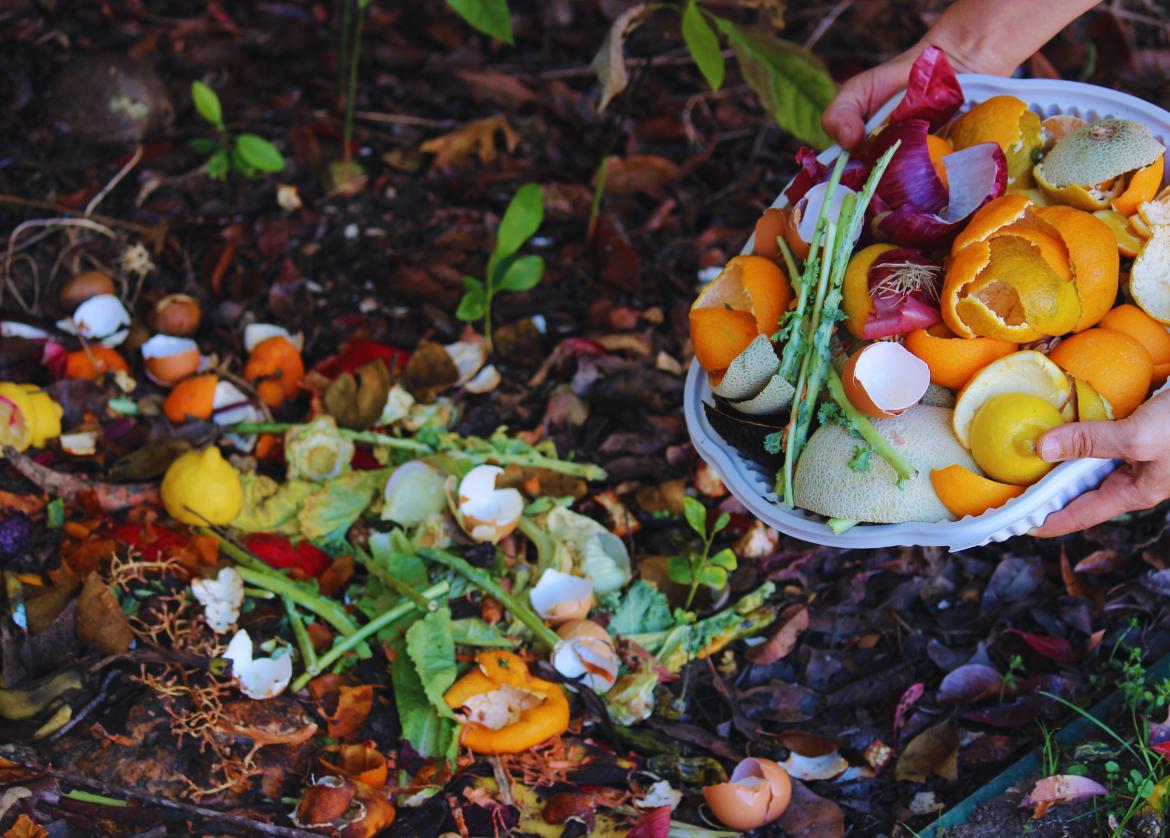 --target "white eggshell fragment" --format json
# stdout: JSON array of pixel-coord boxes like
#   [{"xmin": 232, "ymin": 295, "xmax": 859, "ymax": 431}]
[
  {"xmin": 224, "ymin": 629, "xmax": 292, "ymax": 699},
  {"xmin": 553, "ymin": 620, "xmax": 619, "ymax": 694},
  {"xmin": 244, "ymin": 323, "xmax": 303, "ymax": 352},
  {"xmin": 528, "ymin": 570, "xmax": 594, "ymax": 626},
  {"xmin": 212, "ymin": 381, "xmax": 262, "ymax": 451},
  {"xmin": 445, "ymin": 338, "xmax": 488, "ymax": 385},
  {"xmin": 843, "ymin": 342, "xmax": 930, "ymax": 419},
  {"xmin": 797, "ymin": 181, "xmax": 862, "ymax": 246},
  {"xmin": 458, "ymin": 465, "xmax": 524, "ymax": 544},
  {"xmin": 57, "ymin": 294, "xmax": 130, "ymax": 347}
]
